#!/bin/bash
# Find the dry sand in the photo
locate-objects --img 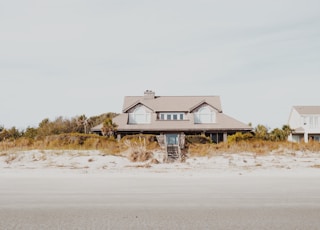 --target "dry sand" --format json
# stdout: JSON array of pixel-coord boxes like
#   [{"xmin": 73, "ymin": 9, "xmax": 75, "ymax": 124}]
[{"xmin": 1, "ymin": 150, "xmax": 320, "ymax": 229}]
